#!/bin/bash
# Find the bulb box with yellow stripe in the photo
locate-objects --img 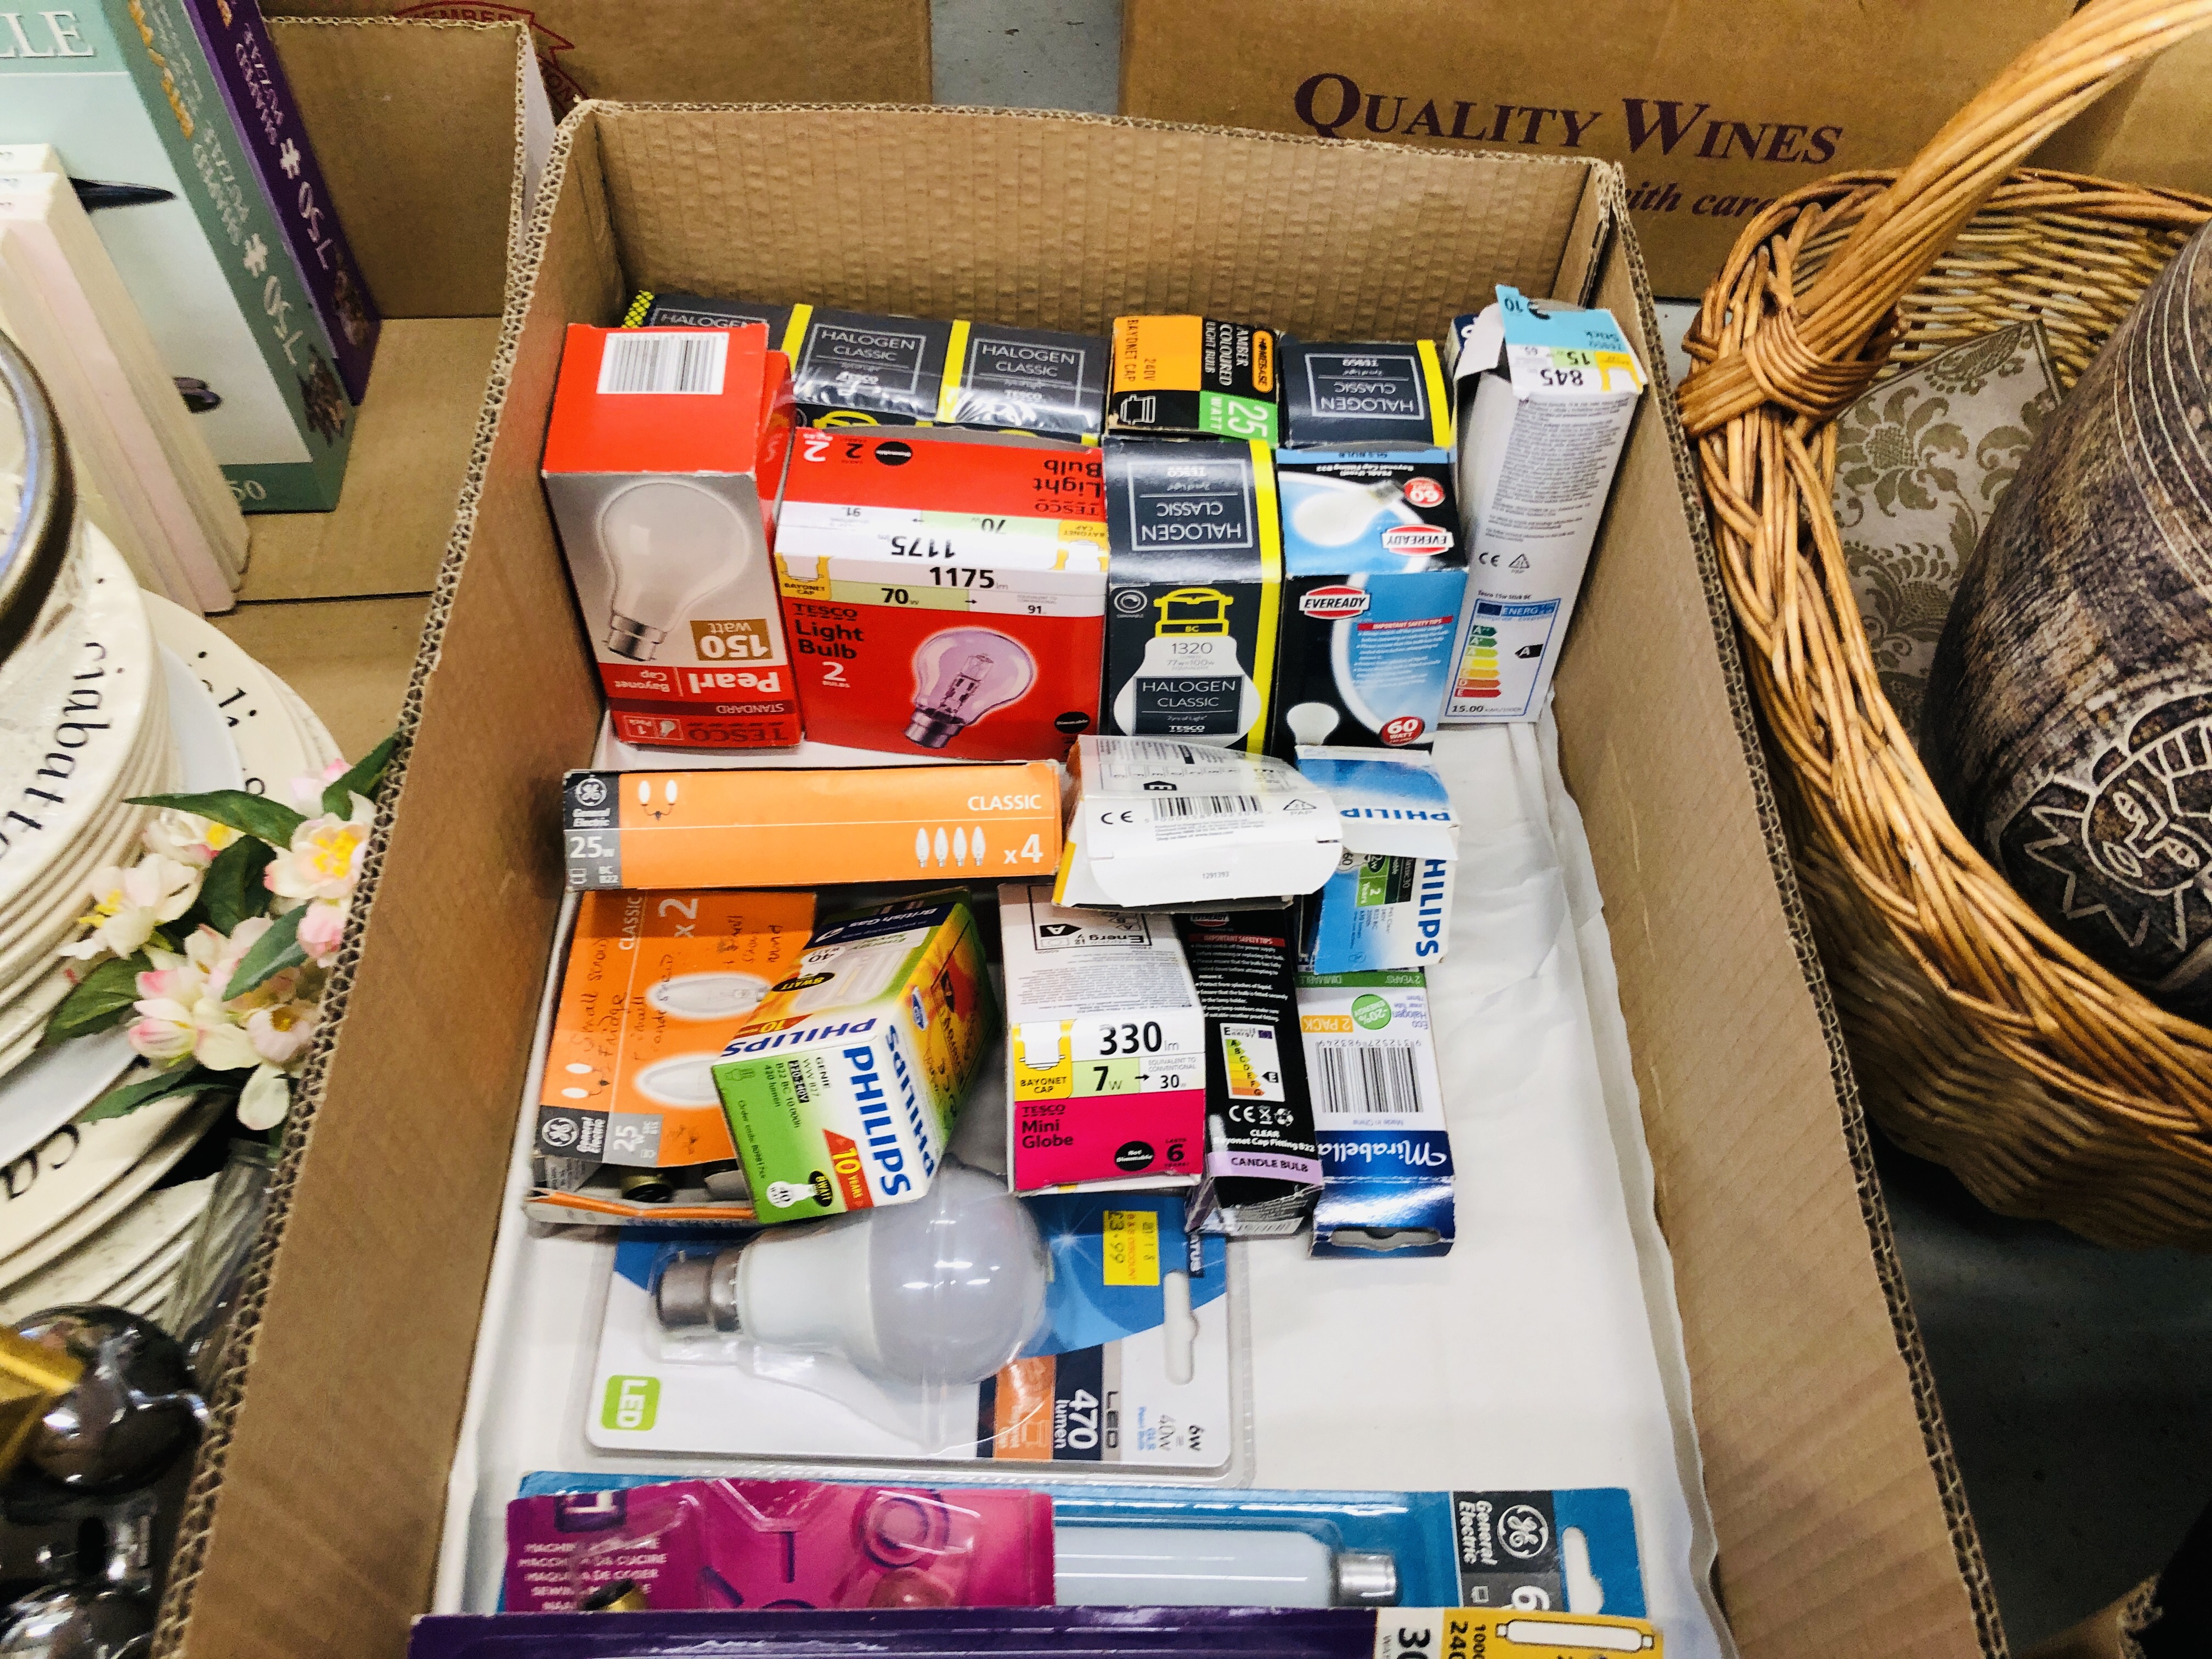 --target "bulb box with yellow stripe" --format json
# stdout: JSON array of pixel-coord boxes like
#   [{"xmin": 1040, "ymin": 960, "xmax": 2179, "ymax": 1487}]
[
  {"xmin": 626, "ymin": 291, "xmax": 1108, "ymax": 439},
  {"xmin": 1000, "ymin": 882, "xmax": 1208, "ymax": 1194},
  {"xmin": 775, "ymin": 431, "xmax": 1109, "ymax": 759},
  {"xmin": 1444, "ymin": 289, "xmax": 1645, "ymax": 724},
  {"xmin": 708, "ymin": 892, "xmax": 994, "ymax": 1224},
  {"xmin": 1108, "ymin": 315, "xmax": 1282, "ymax": 442},
  {"xmin": 1282, "ymin": 337, "xmax": 1455, "ymax": 451},
  {"xmin": 1102, "ymin": 439, "xmax": 1284, "ymax": 751}
]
